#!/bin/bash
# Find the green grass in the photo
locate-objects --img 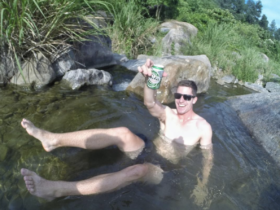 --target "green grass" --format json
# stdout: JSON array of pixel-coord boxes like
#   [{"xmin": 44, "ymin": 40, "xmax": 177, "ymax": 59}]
[
  {"xmin": 106, "ymin": 0, "xmax": 159, "ymax": 59},
  {"xmin": 0, "ymin": 0, "xmax": 111, "ymax": 82},
  {"xmin": 180, "ymin": 22, "xmax": 279, "ymax": 82}
]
